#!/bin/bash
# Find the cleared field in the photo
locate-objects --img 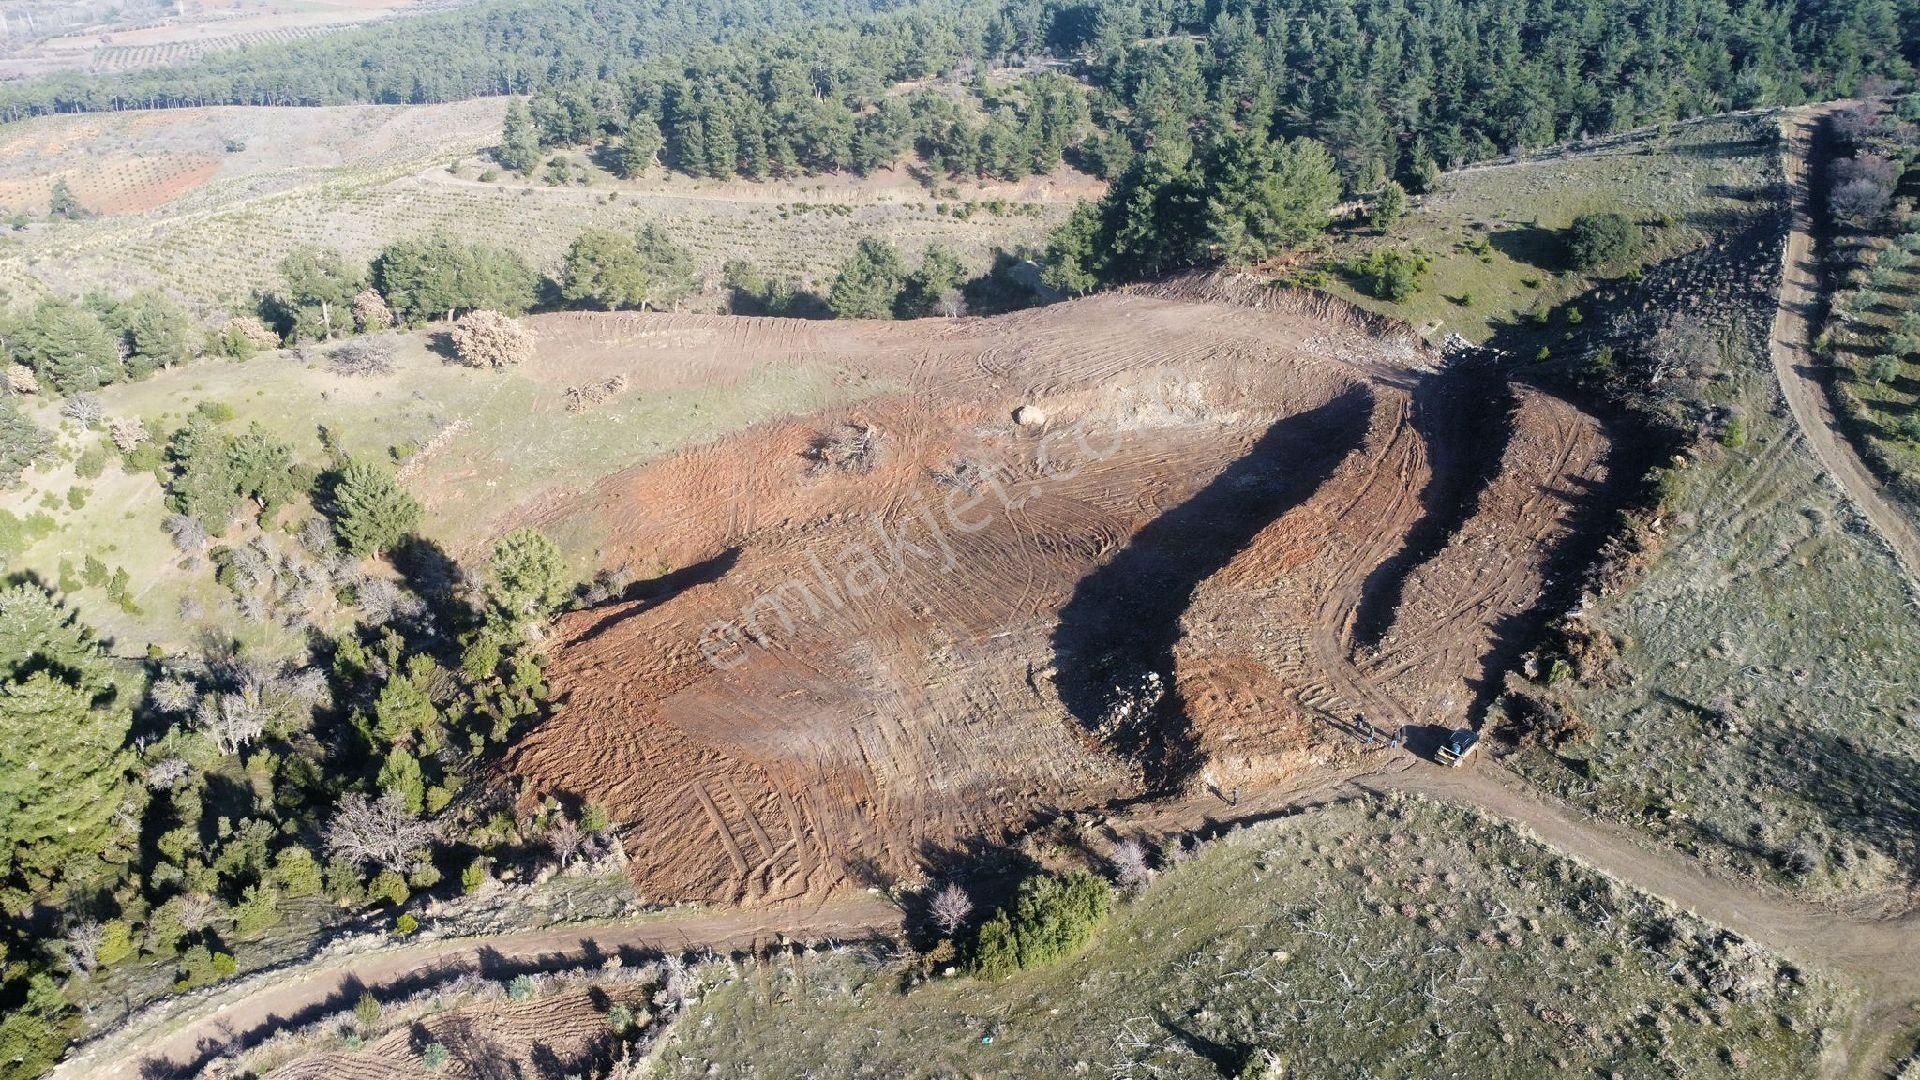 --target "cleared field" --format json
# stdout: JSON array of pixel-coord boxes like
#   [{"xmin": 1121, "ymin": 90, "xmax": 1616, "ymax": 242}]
[
  {"xmin": 0, "ymin": 101, "xmax": 1082, "ymax": 313},
  {"xmin": 1320, "ymin": 113, "xmax": 1785, "ymax": 343},
  {"xmin": 506, "ymin": 287, "xmax": 1610, "ymax": 904},
  {"xmin": 654, "ymin": 795, "xmax": 1848, "ymax": 1079},
  {"xmin": 1, "ymin": 317, "xmax": 881, "ymax": 652}
]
